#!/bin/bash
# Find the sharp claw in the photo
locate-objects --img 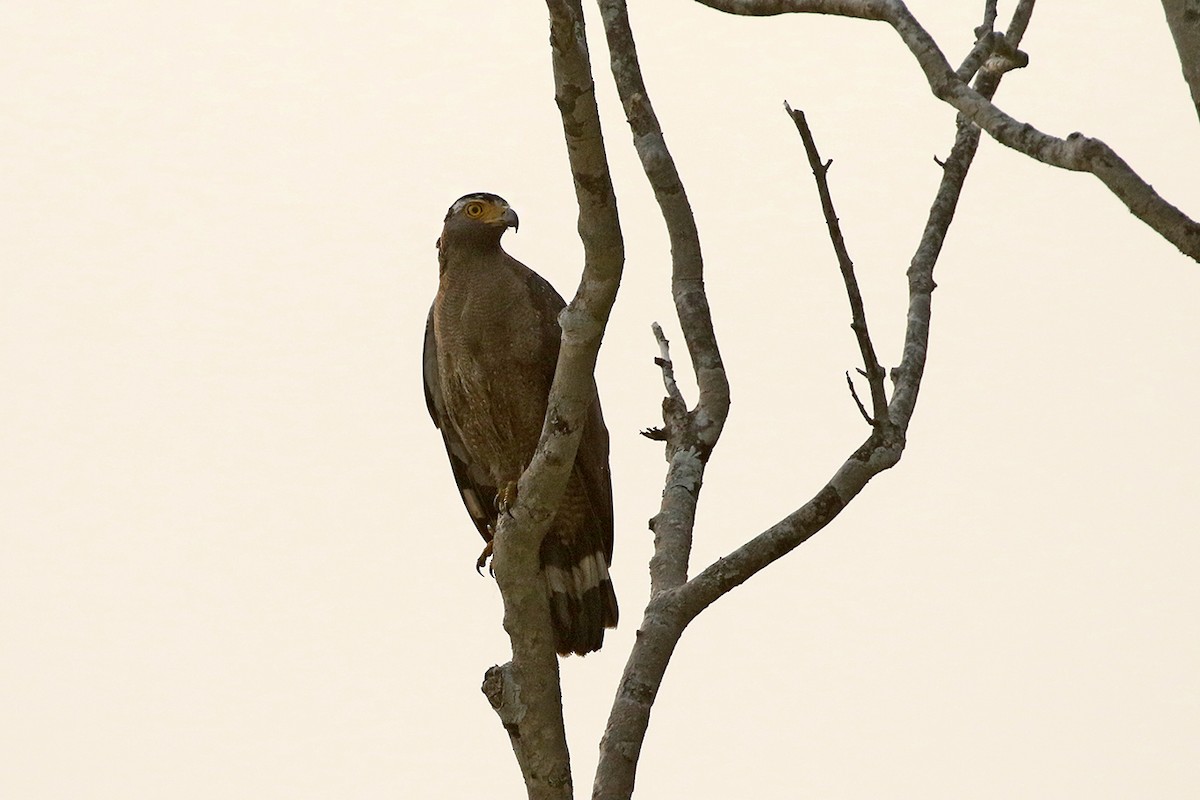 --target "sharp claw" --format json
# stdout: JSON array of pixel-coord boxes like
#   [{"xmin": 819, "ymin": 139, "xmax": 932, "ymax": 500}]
[
  {"xmin": 475, "ymin": 540, "xmax": 494, "ymax": 575},
  {"xmin": 495, "ymin": 481, "xmax": 518, "ymax": 516}
]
